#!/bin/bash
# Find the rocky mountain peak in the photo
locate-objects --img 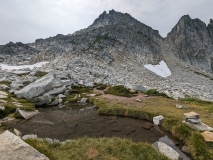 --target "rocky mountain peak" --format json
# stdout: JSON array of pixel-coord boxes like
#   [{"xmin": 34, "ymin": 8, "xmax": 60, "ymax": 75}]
[{"xmin": 91, "ymin": 9, "xmax": 139, "ymax": 28}]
